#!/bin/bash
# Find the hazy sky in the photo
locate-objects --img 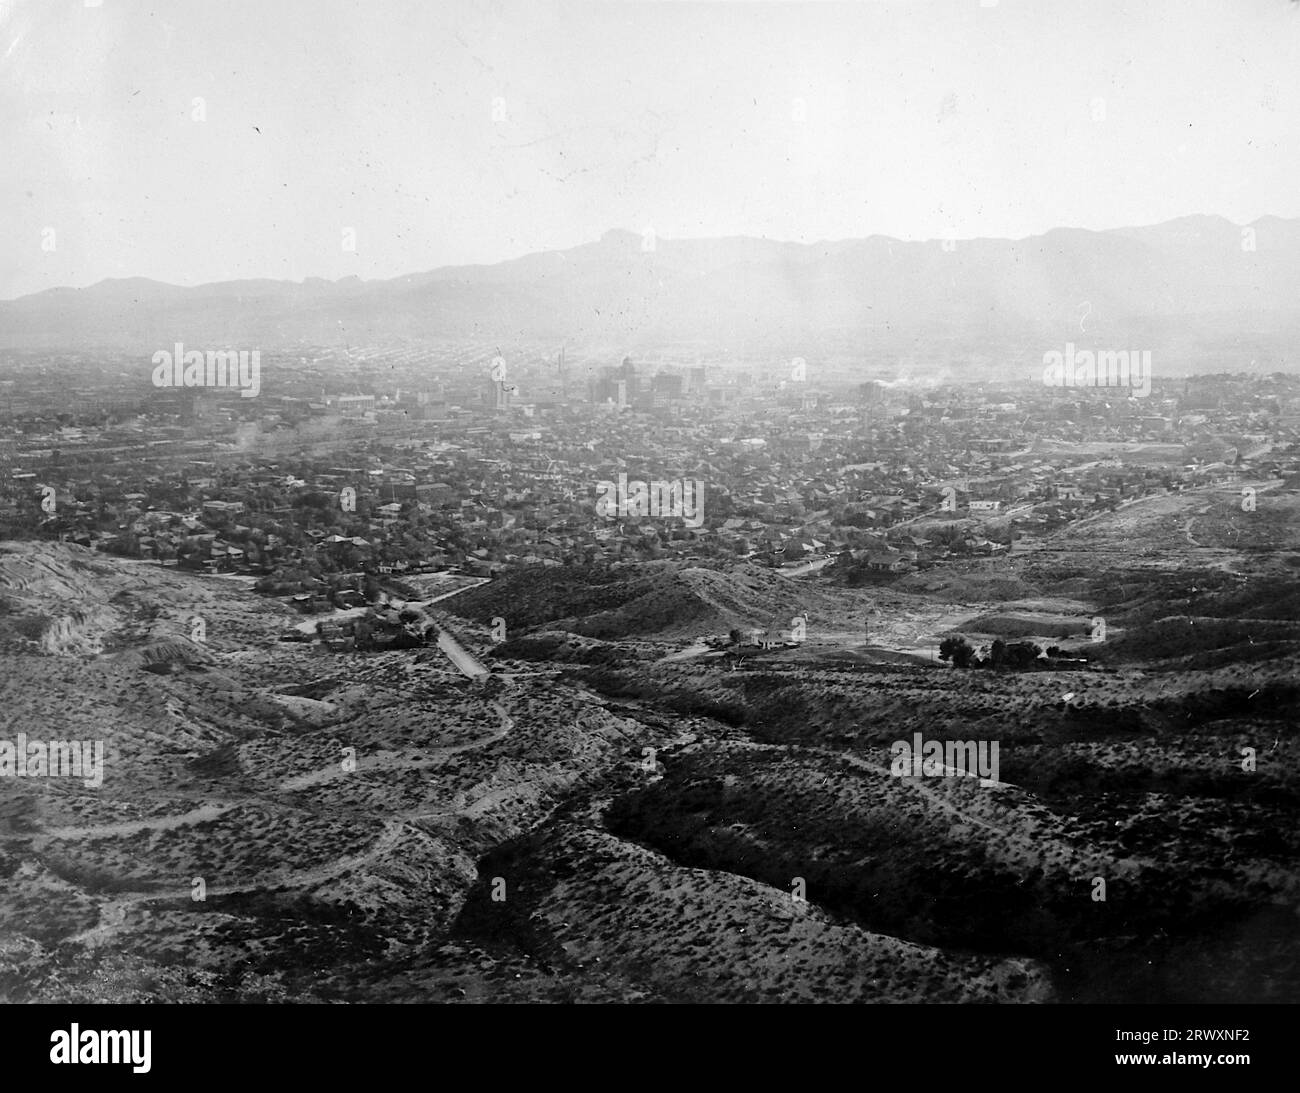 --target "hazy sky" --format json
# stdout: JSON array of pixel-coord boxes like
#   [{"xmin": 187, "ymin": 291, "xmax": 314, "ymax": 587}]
[{"xmin": 2, "ymin": 0, "xmax": 1298, "ymax": 299}]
